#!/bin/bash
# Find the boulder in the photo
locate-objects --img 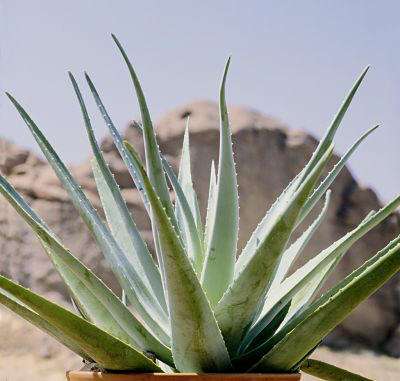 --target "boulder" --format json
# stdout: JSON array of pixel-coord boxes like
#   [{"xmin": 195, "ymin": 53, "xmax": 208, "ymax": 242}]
[{"xmin": 0, "ymin": 101, "xmax": 399, "ymax": 355}]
